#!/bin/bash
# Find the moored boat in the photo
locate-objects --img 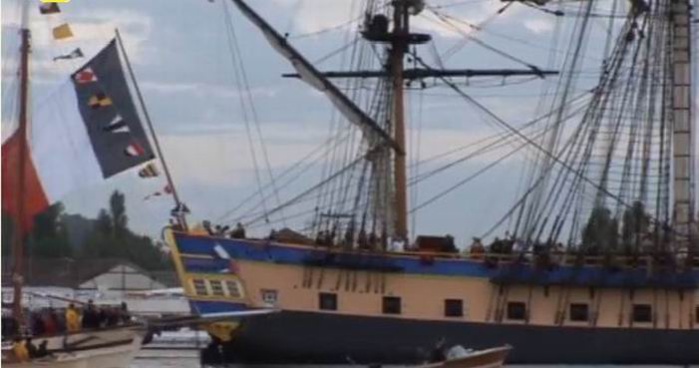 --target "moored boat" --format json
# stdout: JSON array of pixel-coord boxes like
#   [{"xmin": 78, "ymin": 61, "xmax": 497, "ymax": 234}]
[
  {"xmin": 419, "ymin": 345, "xmax": 511, "ymax": 368},
  {"xmin": 2, "ymin": 333, "xmax": 143, "ymax": 368}
]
